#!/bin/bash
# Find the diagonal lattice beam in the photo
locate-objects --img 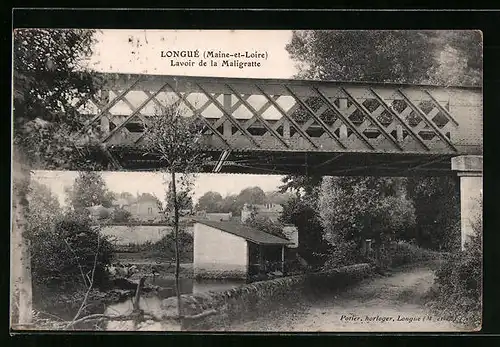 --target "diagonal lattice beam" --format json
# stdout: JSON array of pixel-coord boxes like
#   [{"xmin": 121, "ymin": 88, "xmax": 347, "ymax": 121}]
[
  {"xmin": 226, "ymin": 84, "xmax": 289, "ymax": 148},
  {"xmin": 397, "ymin": 89, "xmax": 457, "ymax": 152},
  {"xmin": 114, "ymin": 92, "xmax": 148, "ymax": 124},
  {"xmin": 79, "ymin": 76, "xmax": 143, "ymax": 137},
  {"xmin": 423, "ymin": 90, "xmax": 459, "ymax": 126},
  {"xmin": 254, "ymin": 85, "xmax": 318, "ymax": 148},
  {"xmin": 285, "ymin": 86, "xmax": 348, "ymax": 149},
  {"xmin": 160, "ymin": 83, "xmax": 232, "ymax": 149},
  {"xmin": 132, "ymin": 91, "xmax": 223, "ymax": 145},
  {"xmin": 101, "ymin": 83, "xmax": 169, "ymax": 143},
  {"xmin": 313, "ymin": 87, "xmax": 375, "ymax": 150},
  {"xmin": 239, "ymin": 95, "xmax": 280, "ymax": 131},
  {"xmin": 210, "ymin": 94, "xmax": 251, "ymax": 131},
  {"xmin": 196, "ymin": 83, "xmax": 260, "ymax": 148},
  {"xmin": 340, "ymin": 88, "xmax": 404, "ymax": 151},
  {"xmin": 369, "ymin": 88, "xmax": 430, "ymax": 151}
]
